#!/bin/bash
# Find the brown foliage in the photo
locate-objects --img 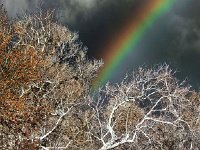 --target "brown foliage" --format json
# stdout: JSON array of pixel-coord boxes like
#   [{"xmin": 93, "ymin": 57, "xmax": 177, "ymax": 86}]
[
  {"xmin": 0, "ymin": 4, "xmax": 9, "ymax": 31},
  {"xmin": 1, "ymin": 4, "xmax": 199, "ymax": 150},
  {"xmin": 0, "ymin": 8, "xmax": 51, "ymax": 148},
  {"xmin": 0, "ymin": 32, "xmax": 46, "ymax": 125},
  {"xmin": 0, "ymin": 4, "xmax": 102, "ymax": 149}
]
